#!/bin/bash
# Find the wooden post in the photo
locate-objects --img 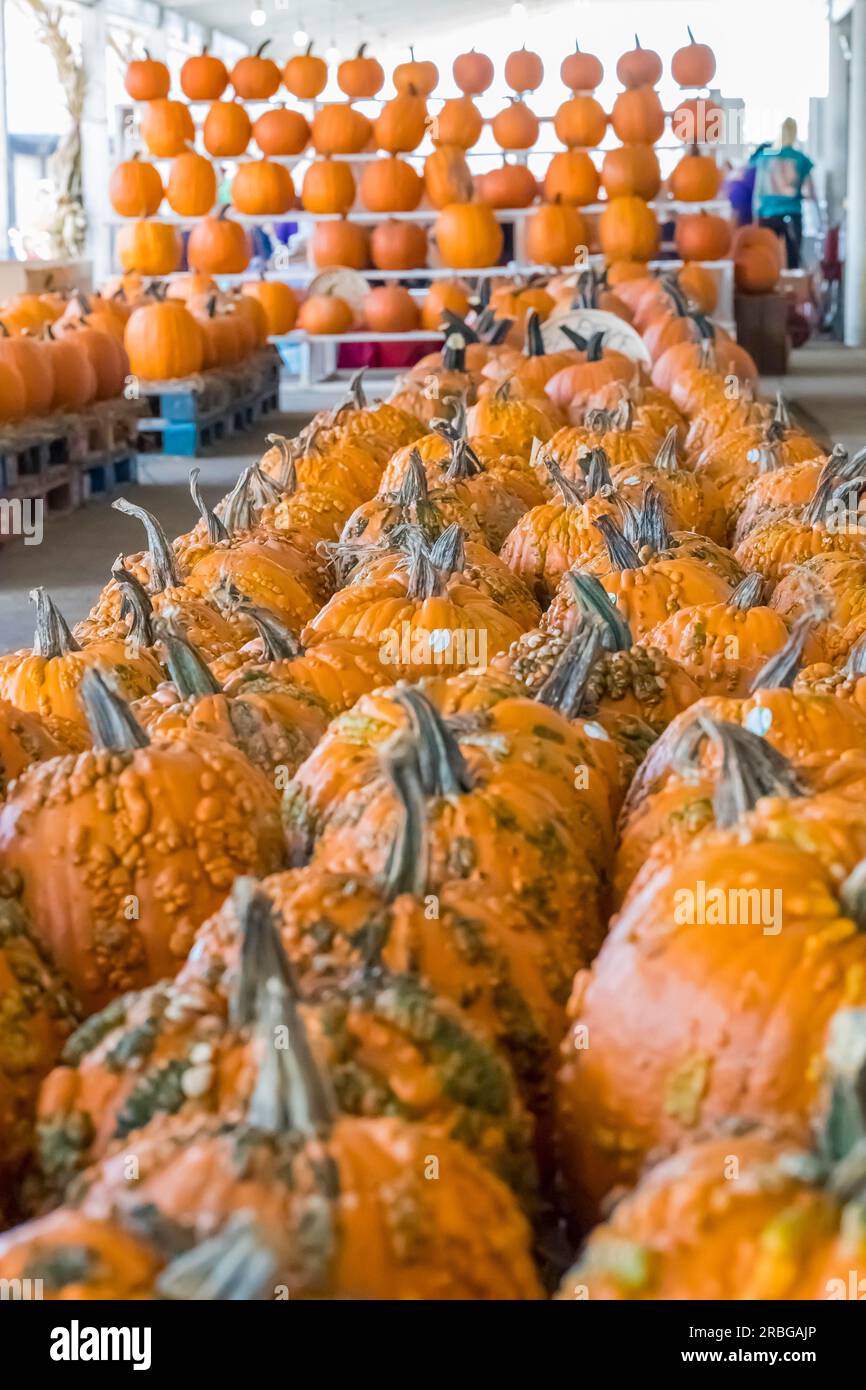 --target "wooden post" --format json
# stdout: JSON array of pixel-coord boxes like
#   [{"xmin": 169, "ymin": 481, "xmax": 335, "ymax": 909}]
[{"xmin": 80, "ymin": 0, "xmax": 110, "ymax": 283}]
